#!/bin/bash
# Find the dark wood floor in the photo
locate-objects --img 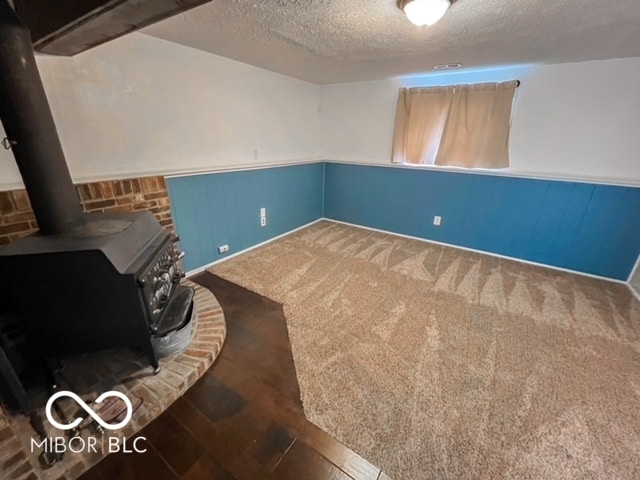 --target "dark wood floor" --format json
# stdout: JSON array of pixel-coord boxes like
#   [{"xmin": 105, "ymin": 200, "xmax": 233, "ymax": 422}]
[{"xmin": 80, "ymin": 272, "xmax": 389, "ymax": 480}]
